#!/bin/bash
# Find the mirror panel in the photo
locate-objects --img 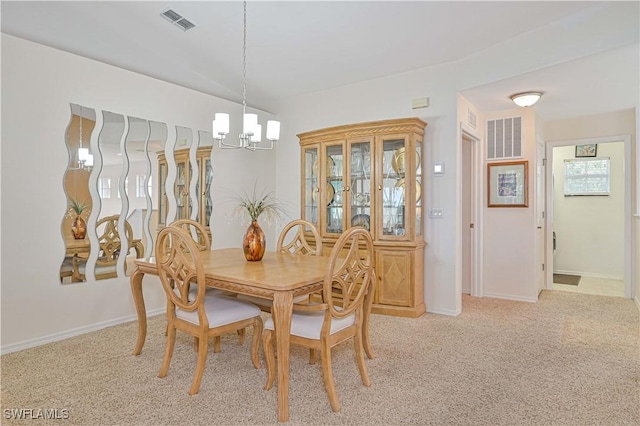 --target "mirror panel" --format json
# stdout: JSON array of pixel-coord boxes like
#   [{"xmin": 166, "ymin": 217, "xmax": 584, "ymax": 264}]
[
  {"xmin": 197, "ymin": 131, "xmax": 214, "ymax": 229},
  {"xmin": 60, "ymin": 104, "xmax": 96, "ymax": 283},
  {"xmin": 174, "ymin": 126, "xmax": 194, "ymax": 222},
  {"xmin": 123, "ymin": 117, "xmax": 150, "ymax": 265},
  {"xmin": 146, "ymin": 121, "xmax": 168, "ymax": 256},
  {"xmin": 94, "ymin": 111, "xmax": 126, "ymax": 280}
]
